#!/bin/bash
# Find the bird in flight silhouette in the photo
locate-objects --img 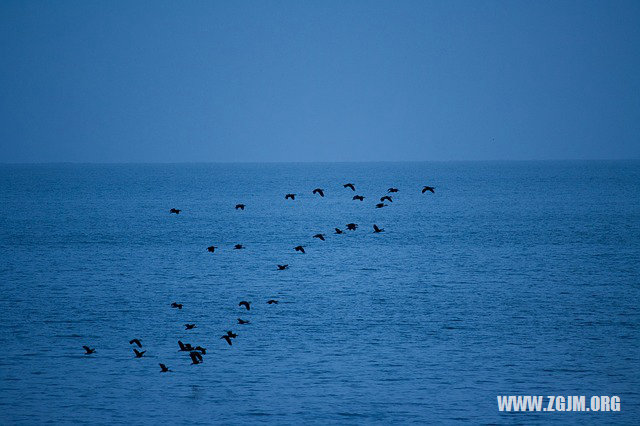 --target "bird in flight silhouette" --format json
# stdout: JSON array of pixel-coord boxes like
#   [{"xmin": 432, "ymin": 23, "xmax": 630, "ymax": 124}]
[
  {"xmin": 159, "ymin": 363, "xmax": 172, "ymax": 372},
  {"xmin": 380, "ymin": 196, "xmax": 392, "ymax": 203},
  {"xmin": 375, "ymin": 203, "xmax": 387, "ymax": 208},
  {"xmin": 422, "ymin": 186, "xmax": 435, "ymax": 194},
  {"xmin": 312, "ymin": 188, "xmax": 325, "ymax": 197},
  {"xmin": 129, "ymin": 339, "xmax": 142, "ymax": 348},
  {"xmin": 83, "ymin": 346, "xmax": 96, "ymax": 355},
  {"xmin": 335, "ymin": 228, "xmax": 344, "ymax": 234},
  {"xmin": 373, "ymin": 224, "xmax": 384, "ymax": 233},
  {"xmin": 346, "ymin": 223, "xmax": 358, "ymax": 231},
  {"xmin": 221, "ymin": 335, "xmax": 233, "ymax": 346},
  {"xmin": 294, "ymin": 245, "xmax": 305, "ymax": 254},
  {"xmin": 343, "ymin": 183, "xmax": 355, "ymax": 191},
  {"xmin": 171, "ymin": 302, "xmax": 183, "ymax": 309},
  {"xmin": 133, "ymin": 349, "xmax": 146, "ymax": 358},
  {"xmin": 313, "ymin": 233, "xmax": 325, "ymax": 241},
  {"xmin": 388, "ymin": 188, "xmax": 399, "ymax": 193},
  {"xmin": 267, "ymin": 300, "xmax": 279, "ymax": 305},
  {"xmin": 190, "ymin": 351, "xmax": 203, "ymax": 364},
  {"xmin": 239, "ymin": 301, "xmax": 251, "ymax": 310},
  {"xmin": 185, "ymin": 324, "xmax": 196, "ymax": 330},
  {"xmin": 277, "ymin": 264, "xmax": 289, "ymax": 270},
  {"xmin": 234, "ymin": 244, "xmax": 244, "ymax": 250},
  {"xmin": 169, "ymin": 208, "xmax": 181, "ymax": 214},
  {"xmin": 353, "ymin": 195, "xmax": 365, "ymax": 201},
  {"xmin": 285, "ymin": 193, "xmax": 296, "ymax": 200},
  {"xmin": 207, "ymin": 246, "xmax": 216, "ymax": 253},
  {"xmin": 237, "ymin": 318, "xmax": 250, "ymax": 324},
  {"xmin": 235, "ymin": 204, "xmax": 245, "ymax": 210}
]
